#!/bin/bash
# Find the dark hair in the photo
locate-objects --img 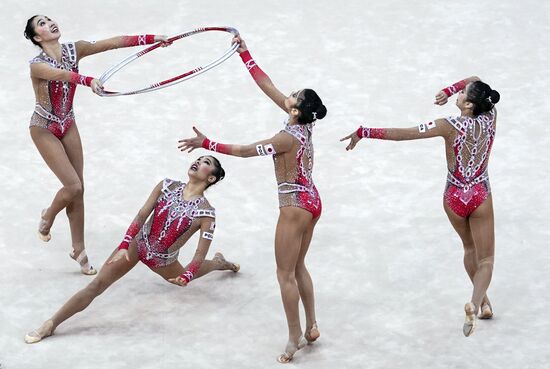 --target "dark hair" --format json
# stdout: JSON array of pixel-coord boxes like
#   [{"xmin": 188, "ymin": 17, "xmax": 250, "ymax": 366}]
[
  {"xmin": 296, "ymin": 89, "xmax": 327, "ymax": 124},
  {"xmin": 24, "ymin": 15, "xmax": 41, "ymax": 46},
  {"xmin": 466, "ymin": 81, "xmax": 500, "ymax": 116},
  {"xmin": 205, "ymin": 156, "xmax": 225, "ymax": 189}
]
